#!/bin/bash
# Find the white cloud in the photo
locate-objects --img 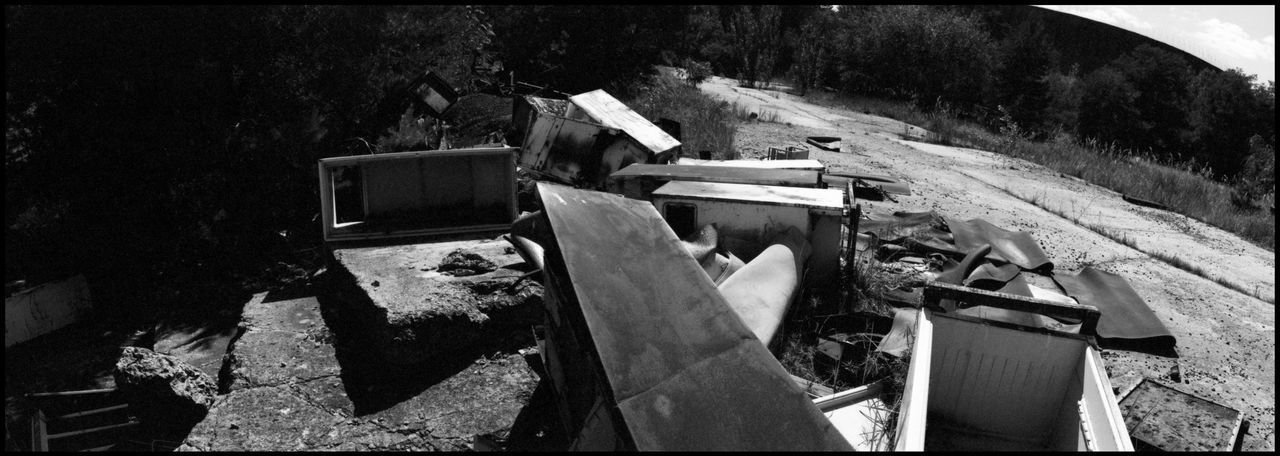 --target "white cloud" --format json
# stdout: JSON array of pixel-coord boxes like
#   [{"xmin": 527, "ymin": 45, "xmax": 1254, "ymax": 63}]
[
  {"xmin": 1068, "ymin": 6, "xmax": 1156, "ymax": 31},
  {"xmin": 1190, "ymin": 18, "xmax": 1275, "ymax": 64}
]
